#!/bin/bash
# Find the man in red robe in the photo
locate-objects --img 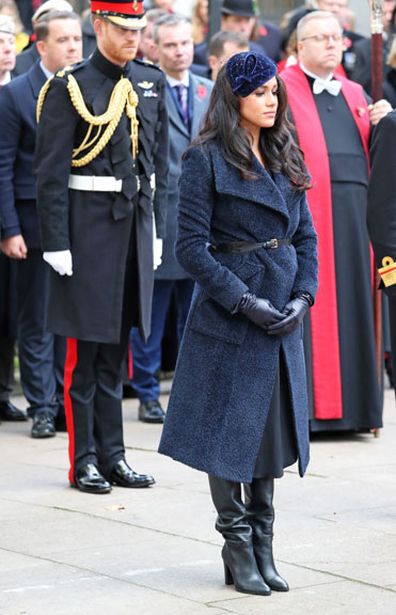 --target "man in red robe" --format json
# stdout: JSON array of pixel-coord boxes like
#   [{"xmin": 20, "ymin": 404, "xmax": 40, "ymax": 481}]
[{"xmin": 281, "ymin": 10, "xmax": 391, "ymax": 432}]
